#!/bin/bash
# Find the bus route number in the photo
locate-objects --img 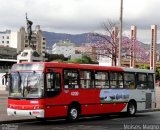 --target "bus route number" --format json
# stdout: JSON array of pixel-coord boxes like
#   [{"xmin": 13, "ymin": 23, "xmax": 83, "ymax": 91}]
[{"xmin": 71, "ymin": 91, "xmax": 79, "ymax": 96}]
